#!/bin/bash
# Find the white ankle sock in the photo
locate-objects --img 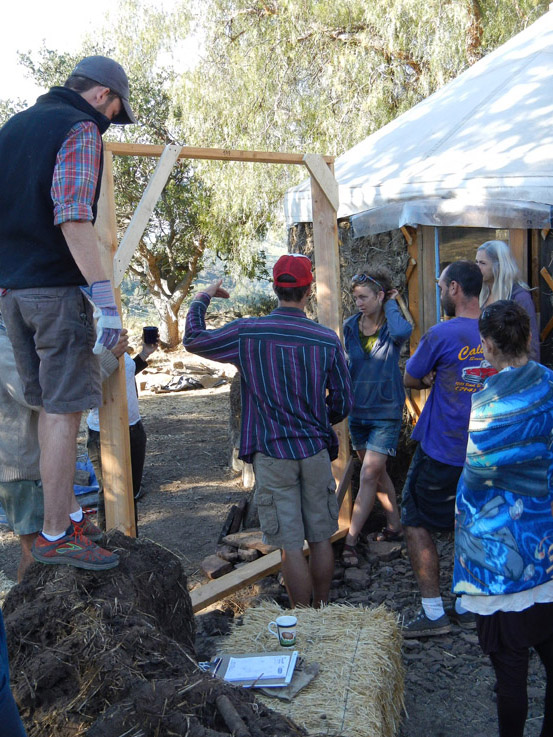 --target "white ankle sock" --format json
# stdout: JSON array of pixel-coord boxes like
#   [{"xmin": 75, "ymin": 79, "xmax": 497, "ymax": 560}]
[
  {"xmin": 70, "ymin": 508, "xmax": 84, "ymax": 523},
  {"xmin": 422, "ymin": 597, "xmax": 445, "ymax": 620},
  {"xmin": 455, "ymin": 597, "xmax": 469, "ymax": 615},
  {"xmin": 42, "ymin": 530, "xmax": 66, "ymax": 542}
]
